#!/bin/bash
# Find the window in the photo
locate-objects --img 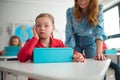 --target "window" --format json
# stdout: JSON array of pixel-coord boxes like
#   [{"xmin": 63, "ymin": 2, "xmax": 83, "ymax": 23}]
[
  {"xmin": 104, "ymin": 4, "xmax": 120, "ymax": 49},
  {"xmin": 104, "ymin": 6, "xmax": 120, "ymax": 36}
]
